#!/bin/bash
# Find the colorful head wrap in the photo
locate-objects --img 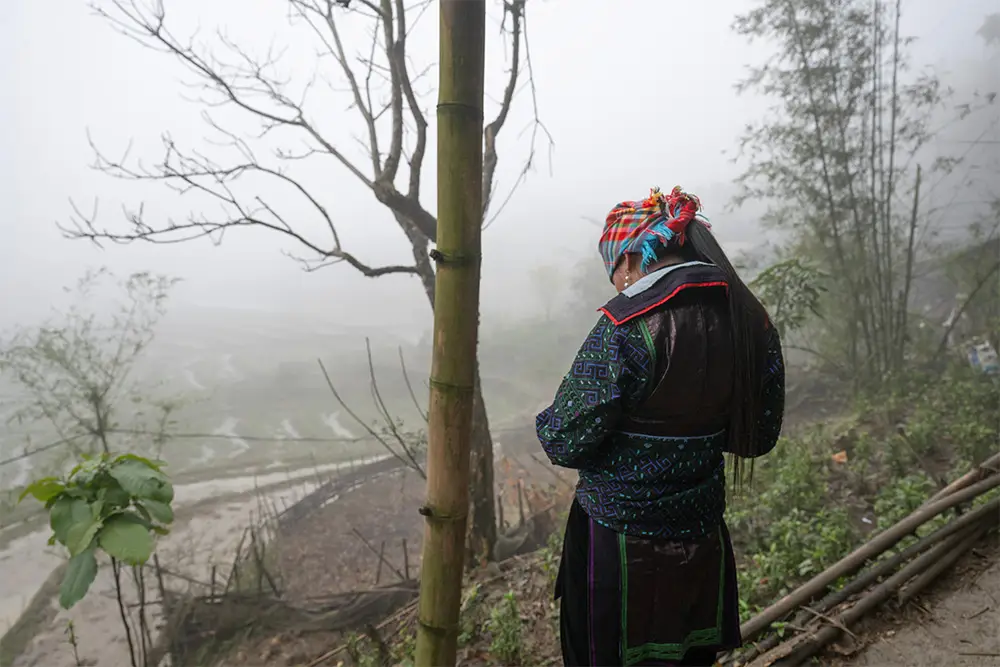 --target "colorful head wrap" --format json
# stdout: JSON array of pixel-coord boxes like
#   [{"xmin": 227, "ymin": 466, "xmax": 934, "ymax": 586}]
[{"xmin": 598, "ymin": 186, "xmax": 710, "ymax": 280}]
